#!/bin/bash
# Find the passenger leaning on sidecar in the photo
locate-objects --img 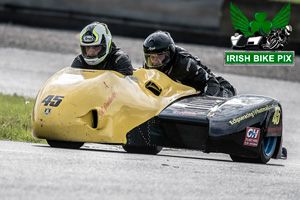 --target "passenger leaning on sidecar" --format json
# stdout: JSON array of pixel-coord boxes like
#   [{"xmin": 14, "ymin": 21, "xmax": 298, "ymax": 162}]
[
  {"xmin": 143, "ymin": 30, "xmax": 236, "ymax": 98},
  {"xmin": 71, "ymin": 22, "xmax": 133, "ymax": 76}
]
